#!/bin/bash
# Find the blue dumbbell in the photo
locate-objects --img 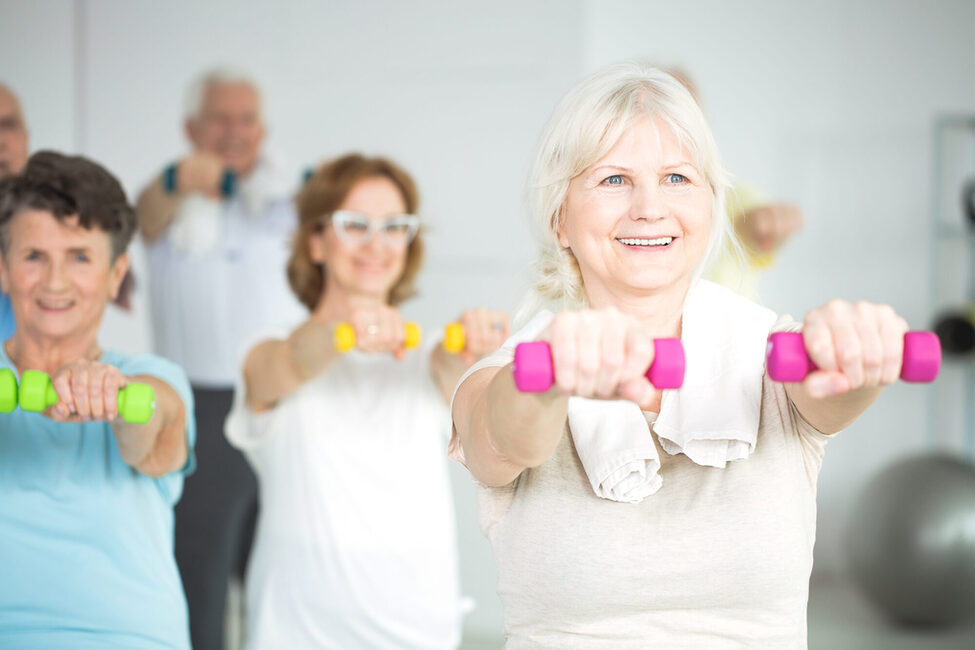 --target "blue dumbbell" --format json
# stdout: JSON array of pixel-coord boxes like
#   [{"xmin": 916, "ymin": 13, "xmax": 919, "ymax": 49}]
[{"xmin": 163, "ymin": 162, "xmax": 236, "ymax": 199}]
